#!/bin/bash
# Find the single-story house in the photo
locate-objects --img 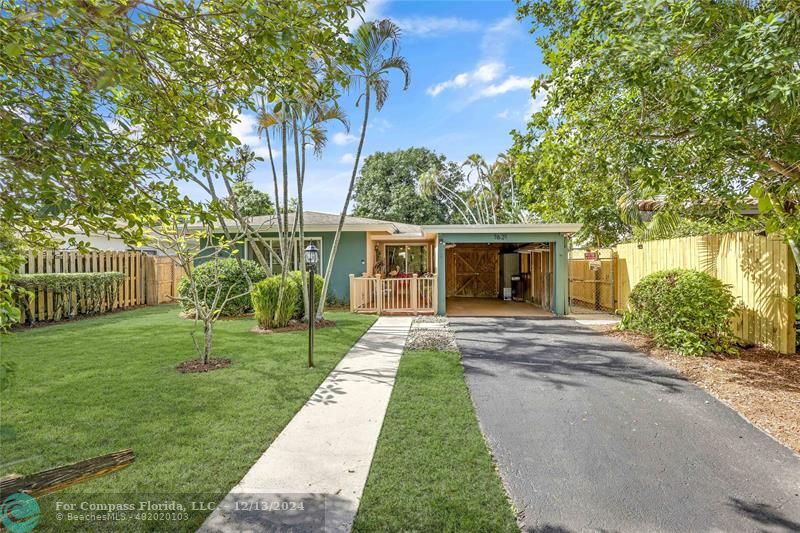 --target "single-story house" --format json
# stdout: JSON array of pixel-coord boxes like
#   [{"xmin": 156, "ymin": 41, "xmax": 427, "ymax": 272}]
[{"xmin": 223, "ymin": 211, "xmax": 581, "ymax": 317}]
